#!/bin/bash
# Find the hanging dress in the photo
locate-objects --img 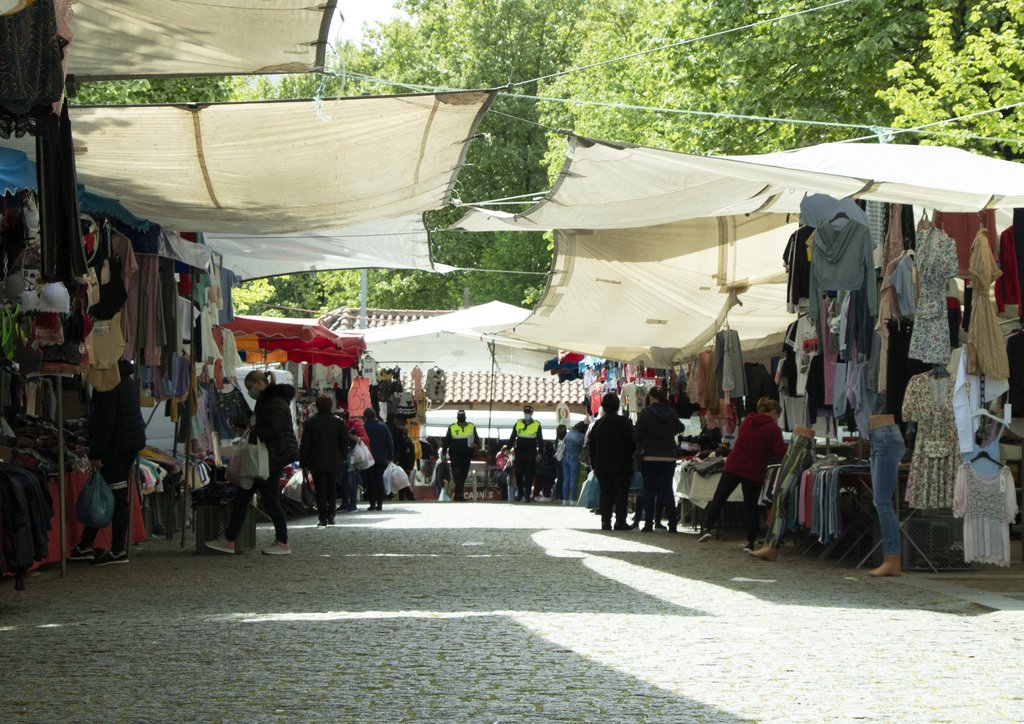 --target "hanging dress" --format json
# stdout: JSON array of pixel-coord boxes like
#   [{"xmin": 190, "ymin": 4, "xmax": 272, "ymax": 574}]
[
  {"xmin": 902, "ymin": 372, "xmax": 961, "ymax": 509},
  {"xmin": 953, "ymin": 464, "xmax": 1018, "ymax": 566},
  {"xmin": 908, "ymin": 226, "xmax": 959, "ymax": 365},
  {"xmin": 966, "ymin": 230, "xmax": 1011, "ymax": 379}
]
